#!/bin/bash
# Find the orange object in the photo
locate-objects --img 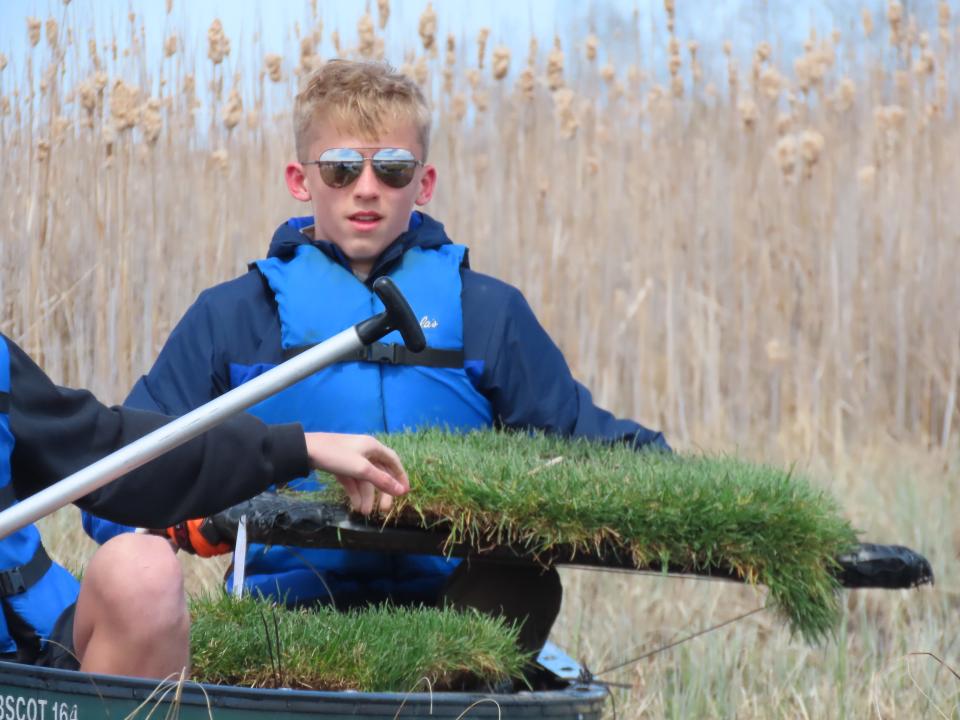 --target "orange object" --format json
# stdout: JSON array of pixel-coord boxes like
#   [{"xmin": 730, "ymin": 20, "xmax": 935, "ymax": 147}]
[{"xmin": 165, "ymin": 518, "xmax": 232, "ymax": 557}]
